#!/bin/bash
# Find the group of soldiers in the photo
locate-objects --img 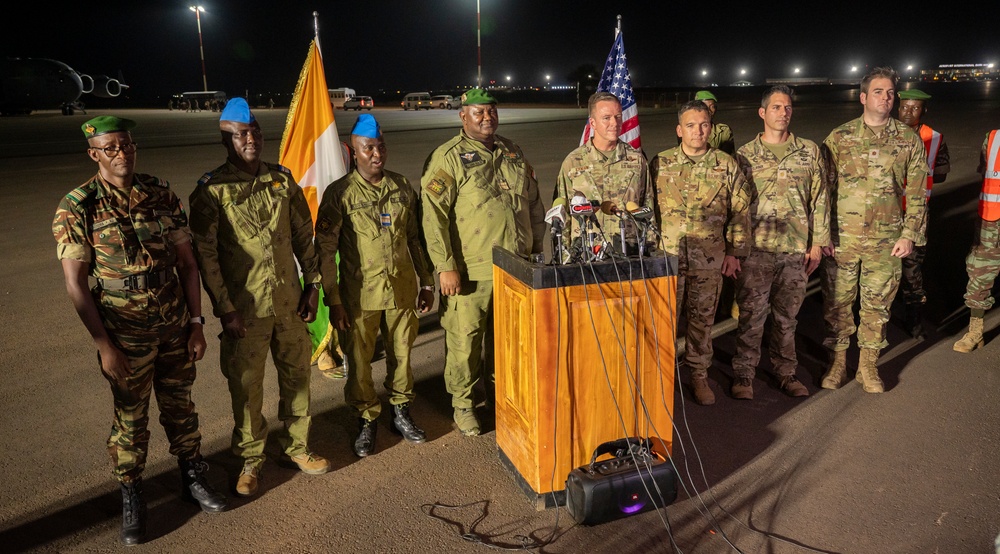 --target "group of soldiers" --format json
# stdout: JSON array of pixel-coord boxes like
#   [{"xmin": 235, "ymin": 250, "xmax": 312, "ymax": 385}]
[{"xmin": 54, "ymin": 66, "xmax": 1000, "ymax": 545}]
